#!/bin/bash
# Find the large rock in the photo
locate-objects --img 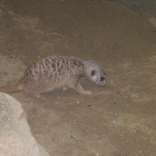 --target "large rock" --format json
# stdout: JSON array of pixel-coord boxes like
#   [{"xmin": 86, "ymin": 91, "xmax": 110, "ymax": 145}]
[{"xmin": 0, "ymin": 93, "xmax": 49, "ymax": 156}]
